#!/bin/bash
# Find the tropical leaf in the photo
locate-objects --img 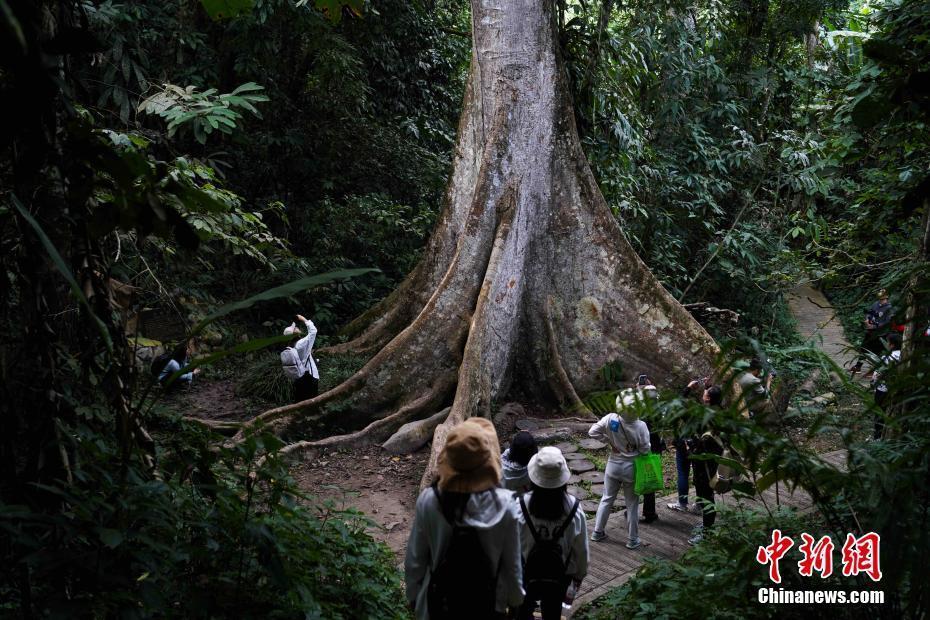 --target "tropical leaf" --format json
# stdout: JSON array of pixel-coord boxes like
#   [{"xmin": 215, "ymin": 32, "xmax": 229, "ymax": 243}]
[
  {"xmin": 162, "ymin": 334, "xmax": 293, "ymax": 387},
  {"xmin": 189, "ymin": 268, "xmax": 379, "ymax": 336}
]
